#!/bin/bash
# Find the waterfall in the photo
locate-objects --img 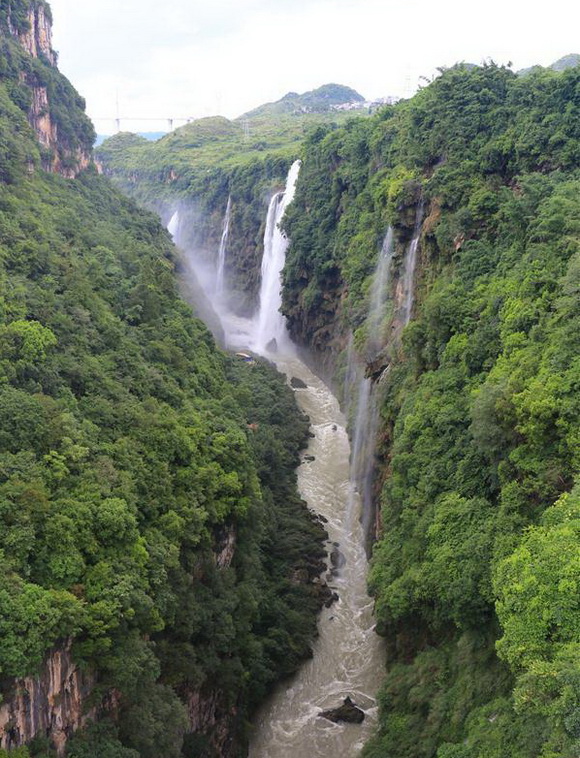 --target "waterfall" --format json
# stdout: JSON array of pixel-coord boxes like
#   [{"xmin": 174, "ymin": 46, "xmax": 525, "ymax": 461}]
[
  {"xmin": 167, "ymin": 210, "xmax": 180, "ymax": 241},
  {"xmin": 367, "ymin": 226, "xmax": 395, "ymax": 355},
  {"xmin": 400, "ymin": 200, "xmax": 424, "ymax": 326},
  {"xmin": 345, "ymin": 228, "xmax": 395, "ymax": 545},
  {"xmin": 216, "ymin": 195, "xmax": 231, "ymax": 296},
  {"xmin": 254, "ymin": 159, "xmax": 301, "ymax": 354}
]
